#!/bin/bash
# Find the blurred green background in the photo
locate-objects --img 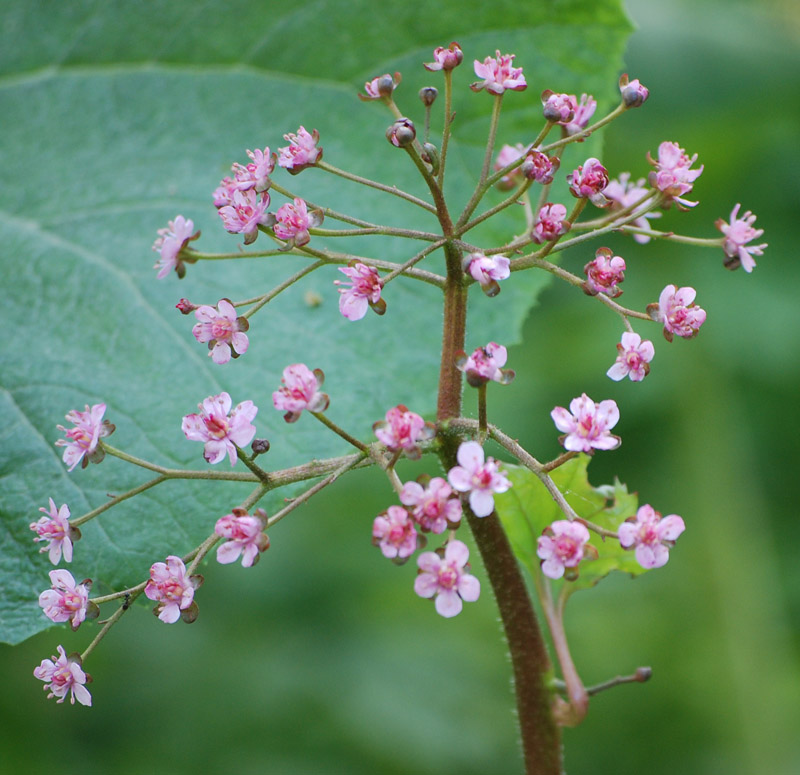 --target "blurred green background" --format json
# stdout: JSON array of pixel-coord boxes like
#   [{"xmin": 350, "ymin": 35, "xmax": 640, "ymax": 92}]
[{"xmin": 3, "ymin": 1, "xmax": 799, "ymax": 773}]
